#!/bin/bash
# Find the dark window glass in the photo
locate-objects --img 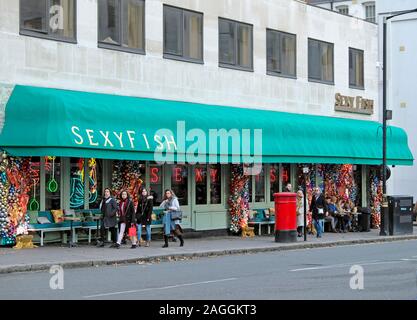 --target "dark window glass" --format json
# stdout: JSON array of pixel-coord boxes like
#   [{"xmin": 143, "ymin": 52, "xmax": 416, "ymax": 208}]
[
  {"xmin": 210, "ymin": 164, "xmax": 221, "ymax": 204},
  {"xmin": 98, "ymin": 0, "xmax": 145, "ymax": 52},
  {"xmin": 45, "ymin": 157, "xmax": 61, "ymax": 210},
  {"xmin": 219, "ymin": 18, "xmax": 252, "ymax": 70},
  {"xmin": 308, "ymin": 39, "xmax": 334, "ymax": 83},
  {"xmin": 70, "ymin": 158, "xmax": 85, "ymax": 210},
  {"xmin": 267, "ymin": 30, "xmax": 296, "ymax": 77},
  {"xmin": 171, "ymin": 165, "xmax": 188, "ymax": 206},
  {"xmin": 88, "ymin": 158, "xmax": 102, "ymax": 209},
  {"xmin": 20, "ymin": 0, "xmax": 76, "ymax": 41},
  {"xmin": 195, "ymin": 165, "xmax": 207, "ymax": 205},
  {"xmin": 281, "ymin": 164, "xmax": 291, "ymax": 190},
  {"xmin": 163, "ymin": 5, "xmax": 203, "ymax": 61},
  {"xmin": 270, "ymin": 164, "xmax": 280, "ymax": 201},
  {"xmin": 255, "ymin": 166, "xmax": 265, "ymax": 202},
  {"xmin": 349, "ymin": 48, "xmax": 364, "ymax": 88},
  {"xmin": 150, "ymin": 165, "xmax": 163, "ymax": 206}
]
